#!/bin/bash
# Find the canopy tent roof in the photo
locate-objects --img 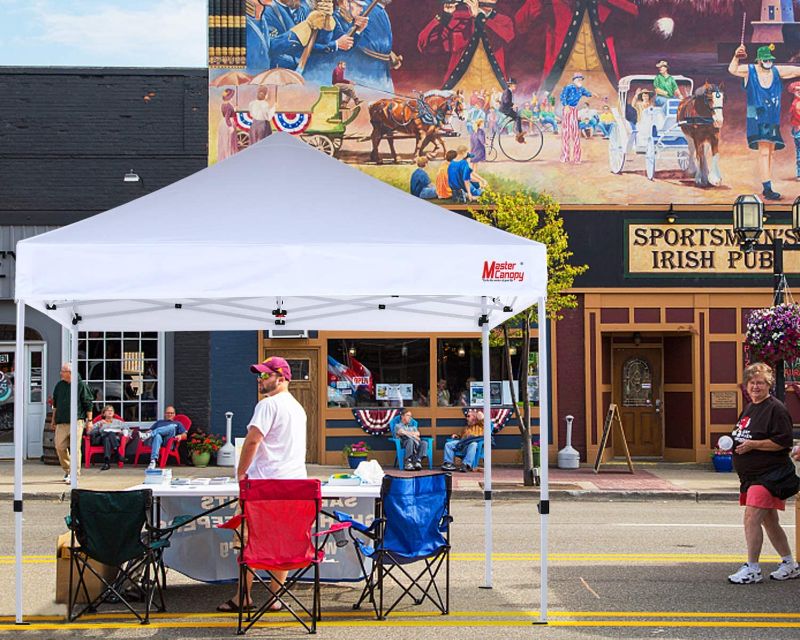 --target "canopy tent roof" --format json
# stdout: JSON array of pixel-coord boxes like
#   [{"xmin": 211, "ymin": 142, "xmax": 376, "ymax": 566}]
[{"xmin": 15, "ymin": 132, "xmax": 546, "ymax": 332}]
